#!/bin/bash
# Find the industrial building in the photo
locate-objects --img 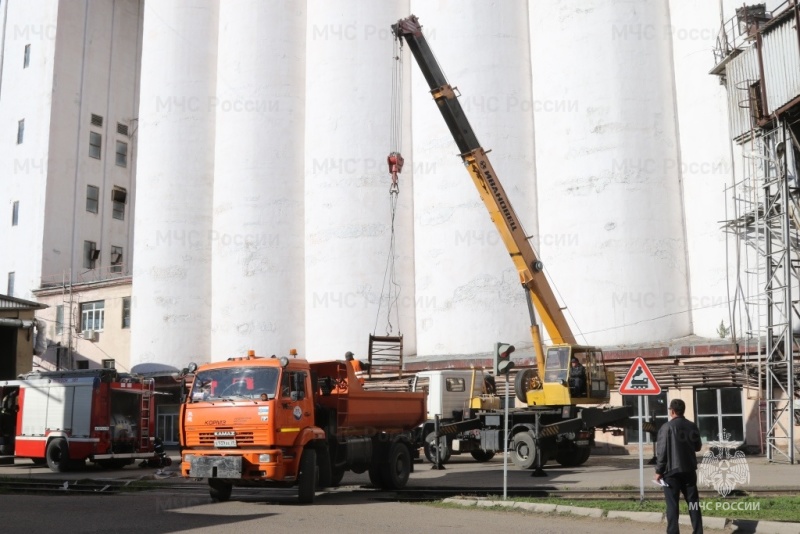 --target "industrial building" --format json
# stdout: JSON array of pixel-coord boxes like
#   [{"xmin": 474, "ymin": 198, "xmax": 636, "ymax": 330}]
[{"xmin": 0, "ymin": 0, "xmax": 798, "ymax": 456}]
